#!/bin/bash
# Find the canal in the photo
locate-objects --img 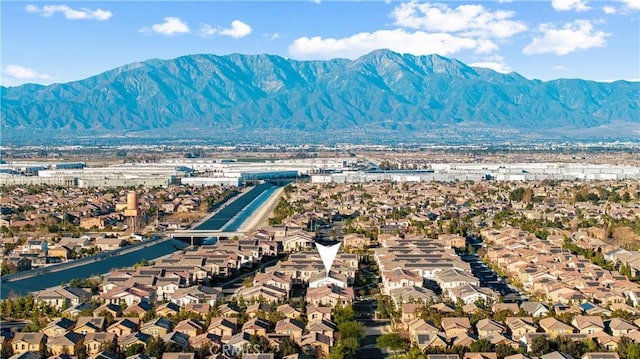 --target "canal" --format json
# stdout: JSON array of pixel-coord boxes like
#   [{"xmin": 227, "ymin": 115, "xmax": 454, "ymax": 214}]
[
  {"xmin": 195, "ymin": 182, "xmax": 276, "ymax": 230},
  {"xmin": 0, "ymin": 239, "xmax": 187, "ymax": 299},
  {"xmin": 1, "ymin": 182, "xmax": 282, "ymax": 299}
]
